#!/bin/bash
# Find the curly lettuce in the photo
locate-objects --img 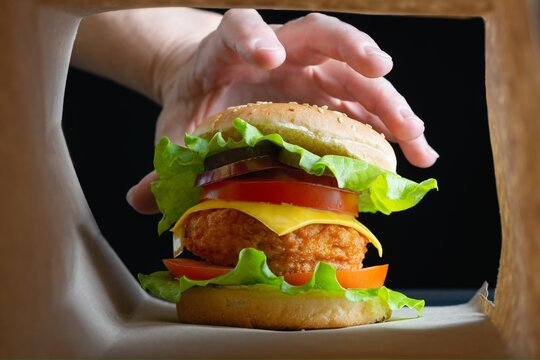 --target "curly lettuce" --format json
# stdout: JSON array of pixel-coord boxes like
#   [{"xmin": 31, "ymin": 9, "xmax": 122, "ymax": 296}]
[
  {"xmin": 152, "ymin": 118, "xmax": 438, "ymax": 234},
  {"xmin": 138, "ymin": 248, "xmax": 424, "ymax": 315}
]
